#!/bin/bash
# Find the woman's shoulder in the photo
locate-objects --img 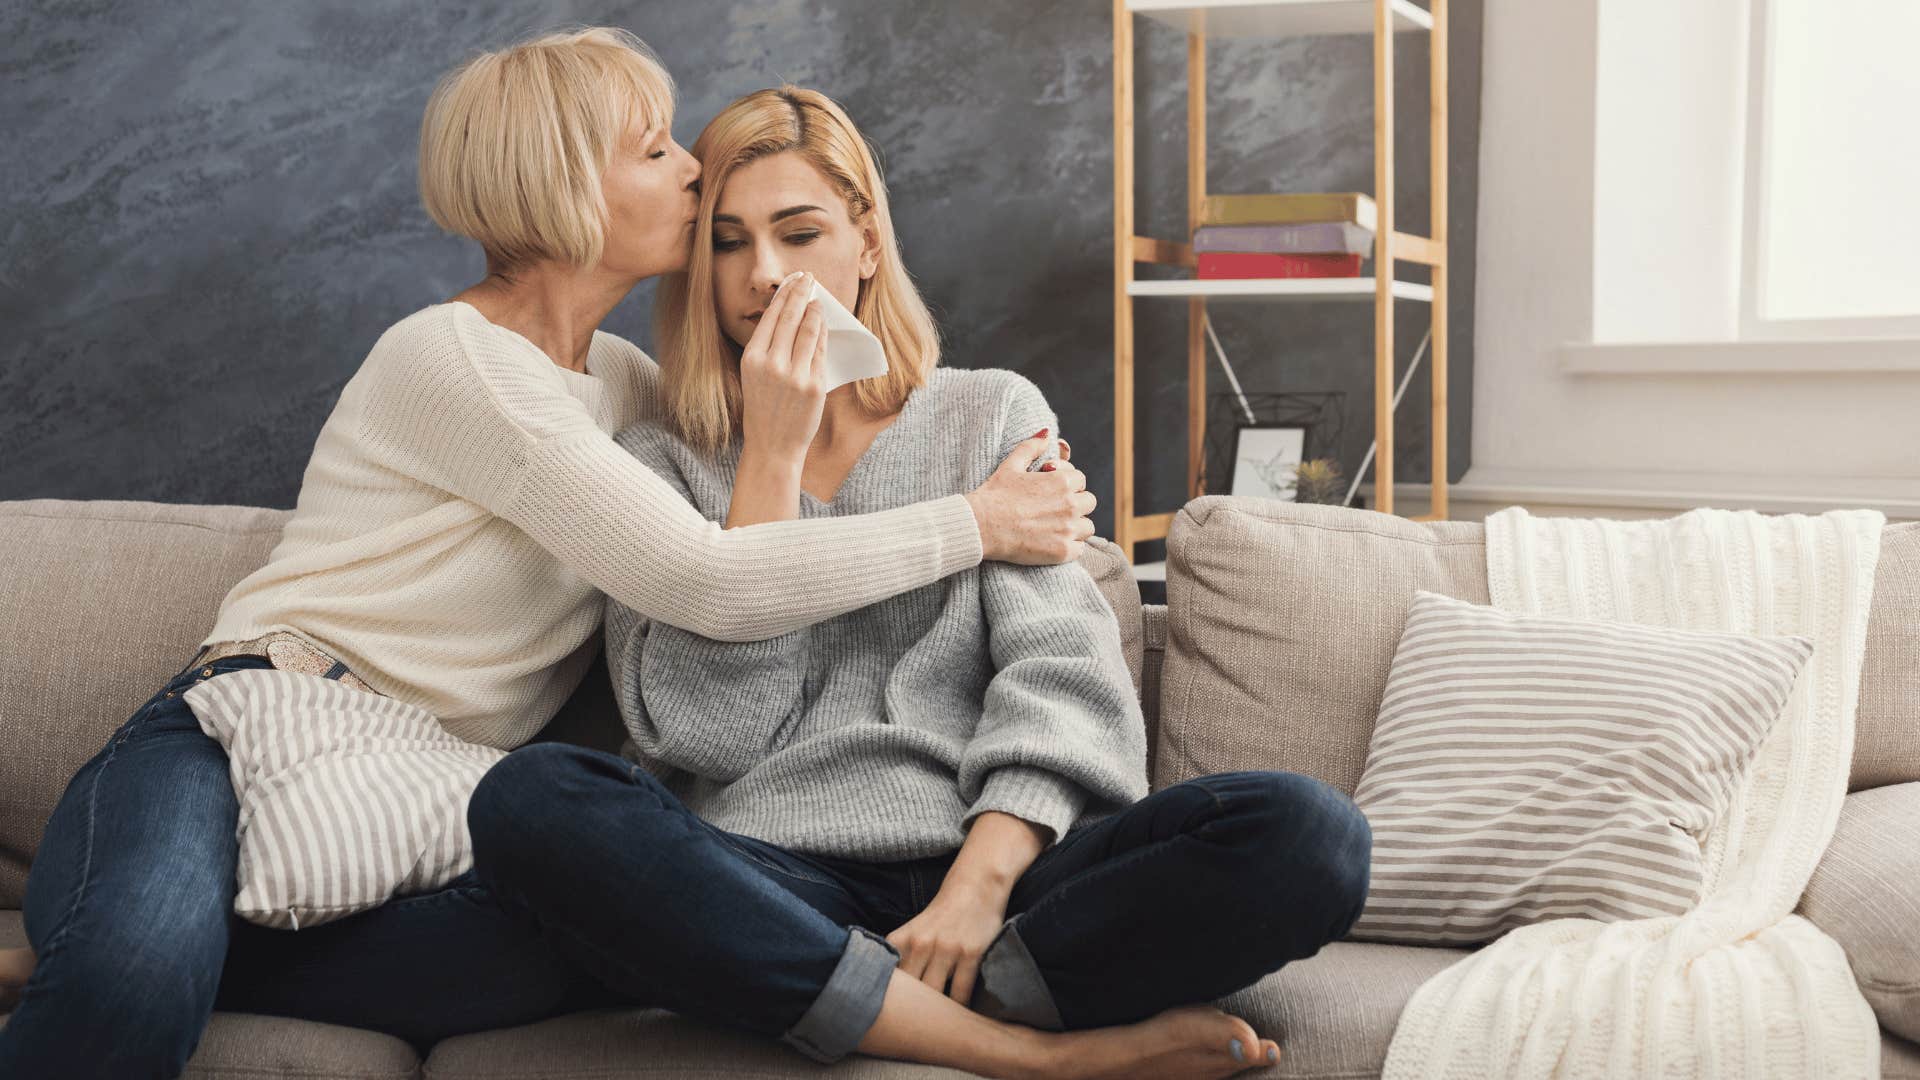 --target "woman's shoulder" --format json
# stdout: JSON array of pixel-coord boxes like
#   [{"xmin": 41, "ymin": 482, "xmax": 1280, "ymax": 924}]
[
  {"xmin": 923, "ymin": 366, "xmax": 1048, "ymax": 414},
  {"xmin": 361, "ymin": 302, "xmax": 524, "ymax": 384},
  {"xmin": 921, "ymin": 367, "xmax": 1054, "ymax": 437},
  {"xmin": 611, "ymin": 411, "xmax": 676, "ymax": 451},
  {"xmin": 589, "ymin": 328, "xmax": 660, "ymax": 380},
  {"xmin": 610, "ymin": 412, "xmax": 711, "ymax": 473},
  {"xmin": 350, "ymin": 302, "xmax": 610, "ymax": 443}
]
